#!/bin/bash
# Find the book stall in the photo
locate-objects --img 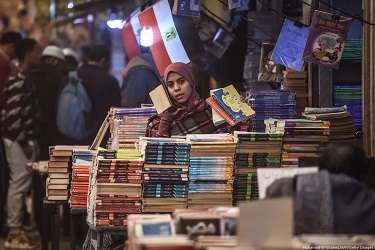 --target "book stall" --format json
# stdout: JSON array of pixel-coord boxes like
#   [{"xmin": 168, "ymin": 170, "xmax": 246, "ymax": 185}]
[{"xmin": 40, "ymin": 79, "xmax": 365, "ymax": 250}]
